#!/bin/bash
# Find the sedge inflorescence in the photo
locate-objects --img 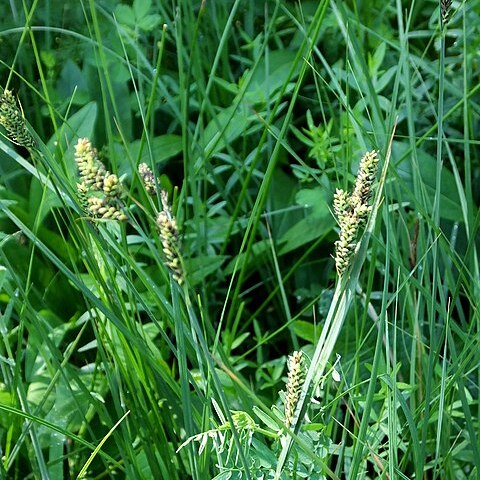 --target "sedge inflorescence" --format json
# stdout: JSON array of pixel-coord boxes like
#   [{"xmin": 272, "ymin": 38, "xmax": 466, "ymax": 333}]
[
  {"xmin": 138, "ymin": 163, "xmax": 184, "ymax": 286},
  {"xmin": 156, "ymin": 190, "xmax": 184, "ymax": 286},
  {"xmin": 75, "ymin": 138, "xmax": 127, "ymax": 222},
  {"xmin": 0, "ymin": 89, "xmax": 36, "ymax": 149},
  {"xmin": 284, "ymin": 350, "xmax": 306, "ymax": 429},
  {"xmin": 333, "ymin": 150, "xmax": 379, "ymax": 277},
  {"xmin": 138, "ymin": 162, "xmax": 157, "ymax": 195},
  {"xmin": 441, "ymin": 0, "xmax": 453, "ymax": 25}
]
